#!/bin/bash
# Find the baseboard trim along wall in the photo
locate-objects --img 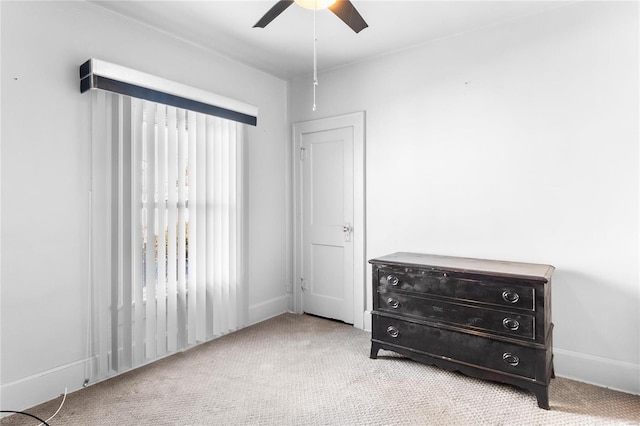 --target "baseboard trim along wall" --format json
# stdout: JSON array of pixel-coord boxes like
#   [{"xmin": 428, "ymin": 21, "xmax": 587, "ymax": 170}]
[
  {"xmin": 0, "ymin": 357, "xmax": 91, "ymax": 415},
  {"xmin": 553, "ymin": 348, "xmax": 639, "ymax": 395},
  {"xmin": 248, "ymin": 296, "xmax": 289, "ymax": 326},
  {"xmin": 363, "ymin": 310, "xmax": 372, "ymax": 332}
]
